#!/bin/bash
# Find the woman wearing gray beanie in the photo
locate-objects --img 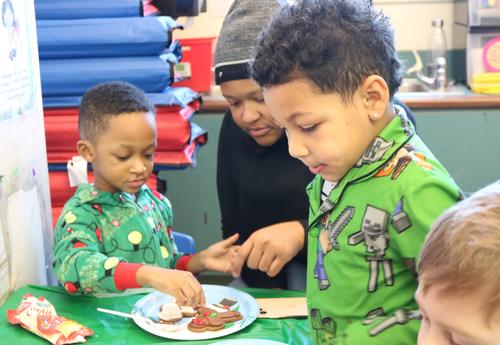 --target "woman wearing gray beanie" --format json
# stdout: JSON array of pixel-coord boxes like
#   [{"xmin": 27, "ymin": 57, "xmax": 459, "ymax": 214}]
[{"xmin": 214, "ymin": 0, "xmax": 312, "ymax": 289}]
